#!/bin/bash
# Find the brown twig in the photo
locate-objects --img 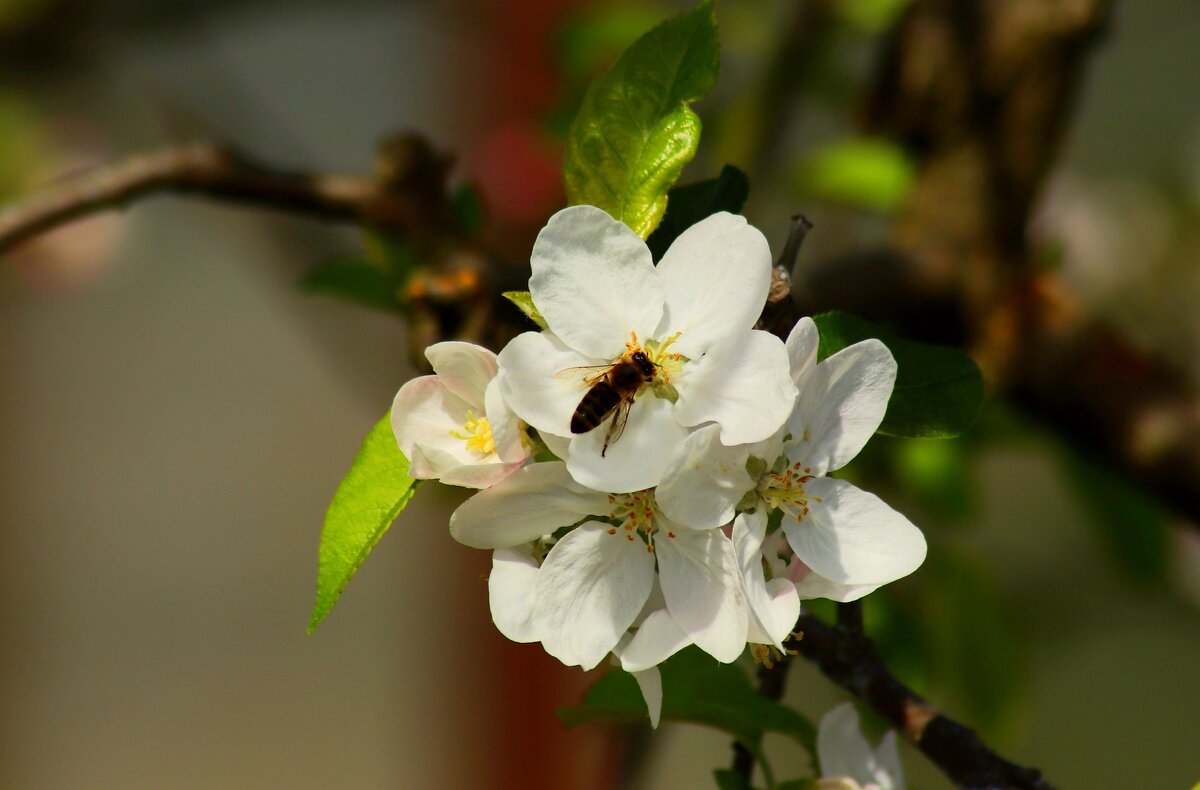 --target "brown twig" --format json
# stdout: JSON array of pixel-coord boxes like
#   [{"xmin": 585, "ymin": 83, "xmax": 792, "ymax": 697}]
[
  {"xmin": 792, "ymin": 603, "xmax": 1054, "ymax": 790},
  {"xmin": 0, "ymin": 135, "xmax": 453, "ymax": 256}
]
